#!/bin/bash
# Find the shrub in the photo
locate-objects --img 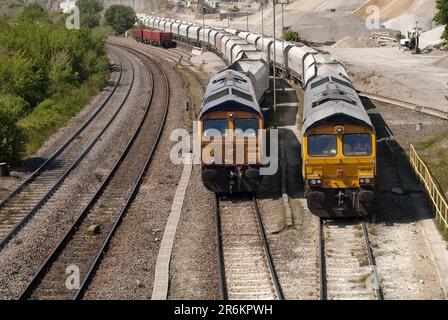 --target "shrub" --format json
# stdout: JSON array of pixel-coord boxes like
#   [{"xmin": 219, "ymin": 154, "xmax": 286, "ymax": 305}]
[
  {"xmin": 435, "ymin": 0, "xmax": 448, "ymax": 41},
  {"xmin": 284, "ymin": 30, "xmax": 298, "ymax": 42},
  {"xmin": 0, "ymin": 95, "xmax": 27, "ymax": 164}
]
